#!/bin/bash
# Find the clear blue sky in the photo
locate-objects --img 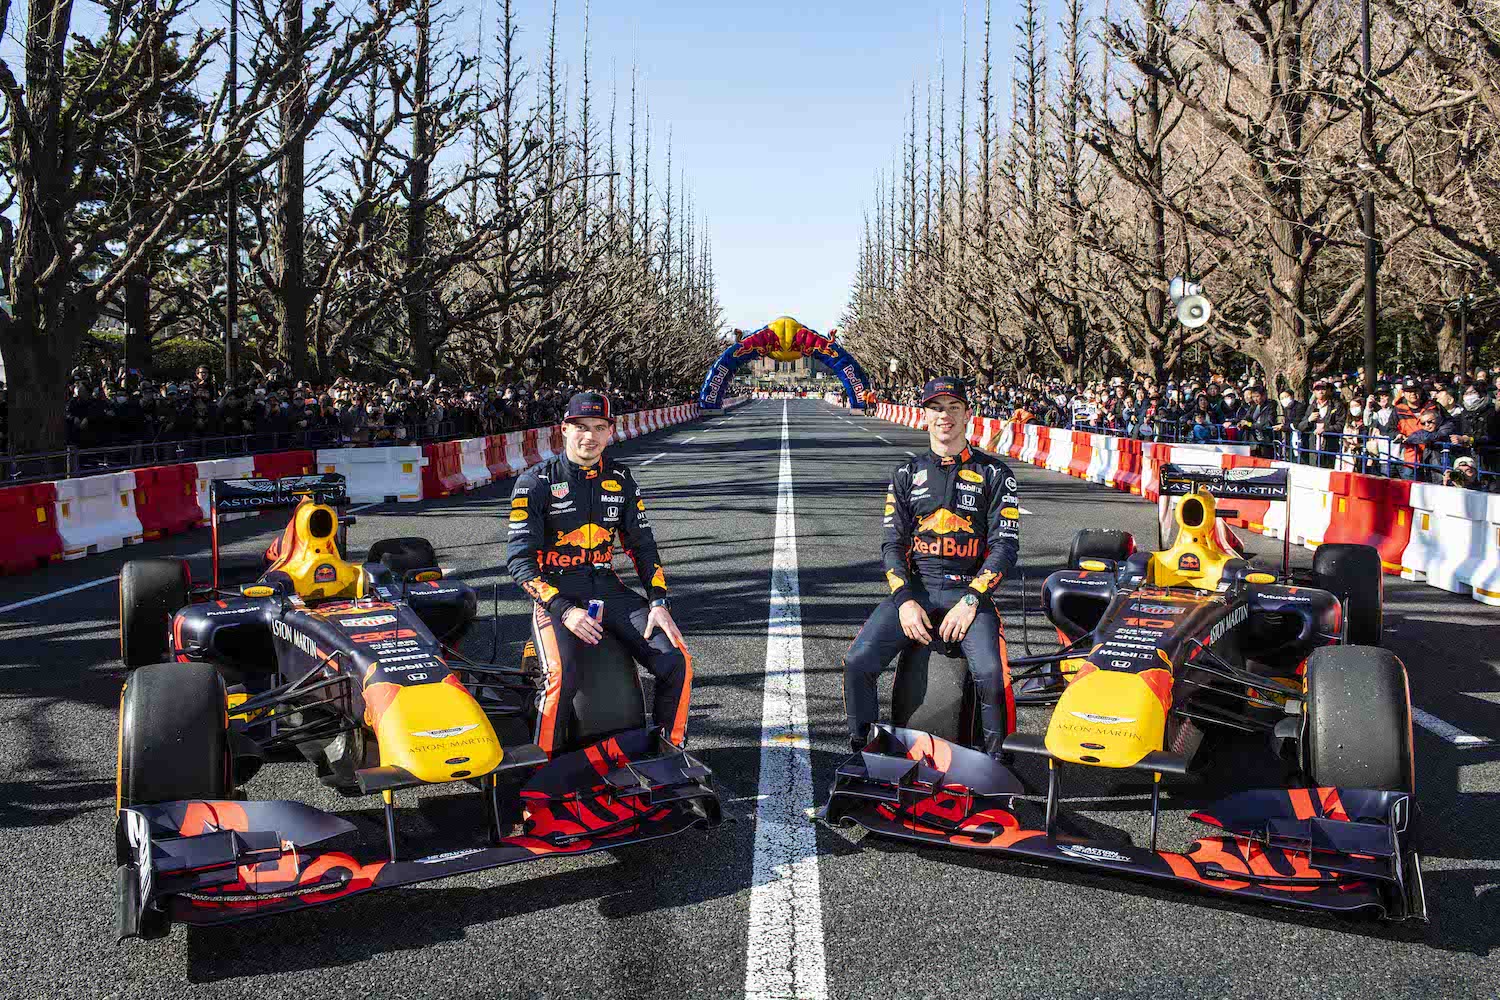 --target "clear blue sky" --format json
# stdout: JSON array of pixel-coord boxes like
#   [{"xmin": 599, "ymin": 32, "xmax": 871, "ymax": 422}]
[{"xmin": 502, "ymin": 0, "xmax": 1029, "ymax": 335}]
